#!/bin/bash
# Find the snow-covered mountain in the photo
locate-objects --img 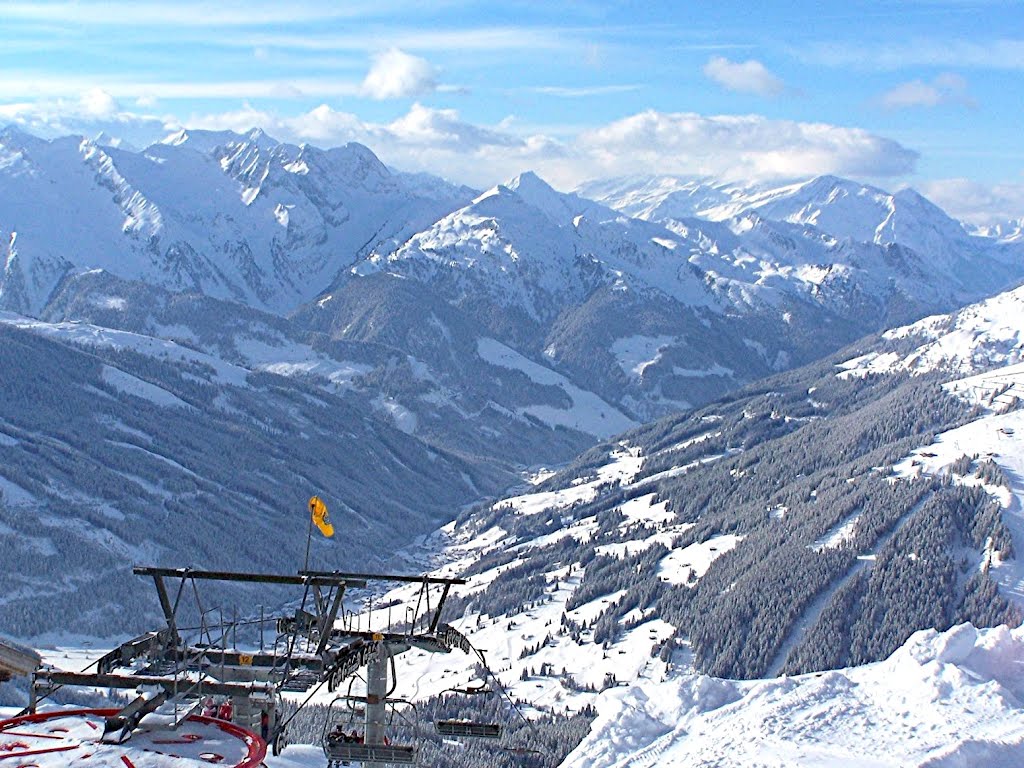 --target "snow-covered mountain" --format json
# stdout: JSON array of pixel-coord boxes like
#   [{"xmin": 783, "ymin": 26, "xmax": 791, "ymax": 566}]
[
  {"xmin": 970, "ymin": 217, "xmax": 1024, "ymax": 243},
  {"xmin": 369, "ymin": 282, "xmax": 1024, "ymax": 693},
  {"xmin": 574, "ymin": 175, "xmax": 761, "ymax": 222},
  {"xmin": 579, "ymin": 174, "xmax": 1022, "ymax": 286},
  {"xmin": 4, "ymin": 127, "xmax": 1023, "ymax": 433},
  {"xmin": 838, "ymin": 282, "xmax": 1024, "ymax": 377},
  {"xmin": 332, "ymin": 168, "xmax": 1024, "ymax": 423},
  {"xmin": 0, "ymin": 126, "xmax": 472, "ymax": 315}
]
